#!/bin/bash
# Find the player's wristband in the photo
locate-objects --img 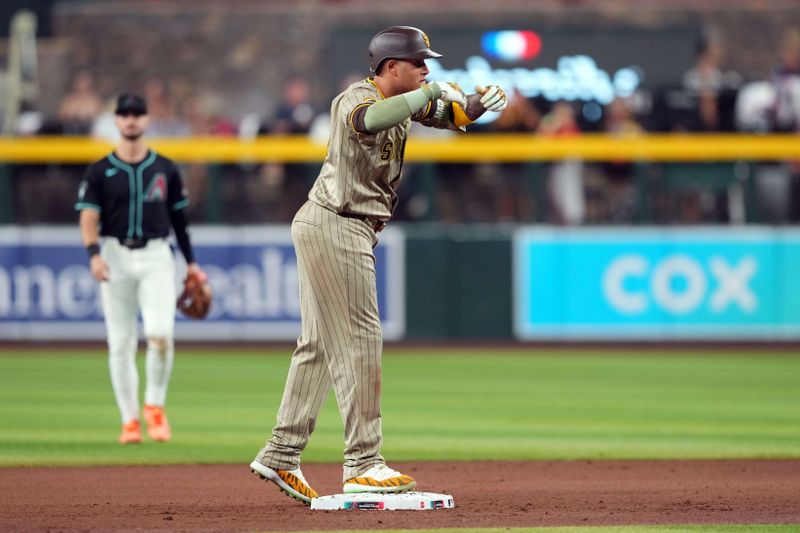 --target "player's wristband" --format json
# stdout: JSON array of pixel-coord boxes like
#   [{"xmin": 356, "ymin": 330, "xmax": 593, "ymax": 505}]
[{"xmin": 86, "ymin": 243, "xmax": 100, "ymax": 258}]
